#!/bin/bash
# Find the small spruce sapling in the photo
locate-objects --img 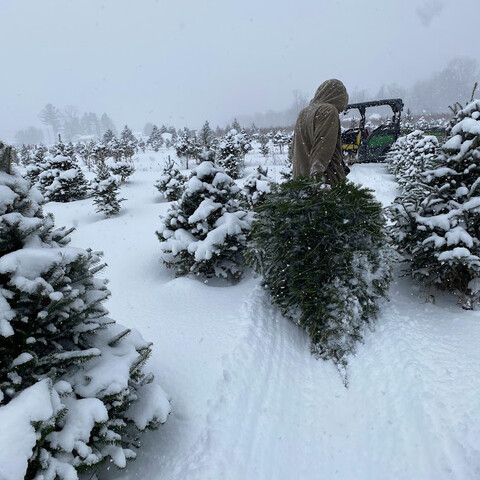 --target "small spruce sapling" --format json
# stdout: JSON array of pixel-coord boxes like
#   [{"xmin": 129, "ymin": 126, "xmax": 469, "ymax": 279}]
[
  {"xmin": 216, "ymin": 129, "xmax": 247, "ymax": 180},
  {"xmin": 242, "ymin": 166, "xmax": 273, "ymax": 208},
  {"xmin": 155, "ymin": 158, "xmax": 186, "ymax": 201},
  {"xmin": 92, "ymin": 163, "xmax": 125, "ymax": 217},
  {"xmin": 157, "ymin": 161, "xmax": 253, "ymax": 280}
]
